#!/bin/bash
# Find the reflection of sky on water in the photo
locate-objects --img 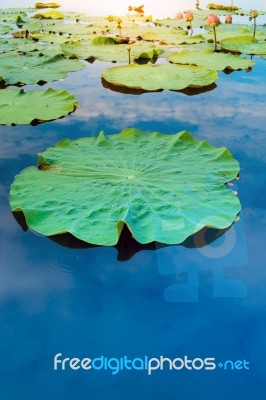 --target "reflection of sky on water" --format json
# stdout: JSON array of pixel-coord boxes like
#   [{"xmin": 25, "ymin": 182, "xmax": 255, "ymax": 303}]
[{"xmin": 0, "ymin": 52, "xmax": 266, "ymax": 398}]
